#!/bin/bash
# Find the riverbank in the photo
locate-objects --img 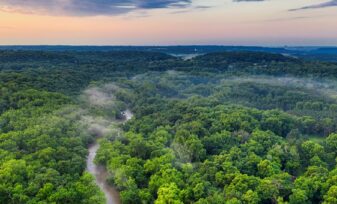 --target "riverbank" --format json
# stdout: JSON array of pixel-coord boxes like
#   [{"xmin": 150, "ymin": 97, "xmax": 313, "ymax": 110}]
[{"xmin": 86, "ymin": 109, "xmax": 133, "ymax": 204}]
